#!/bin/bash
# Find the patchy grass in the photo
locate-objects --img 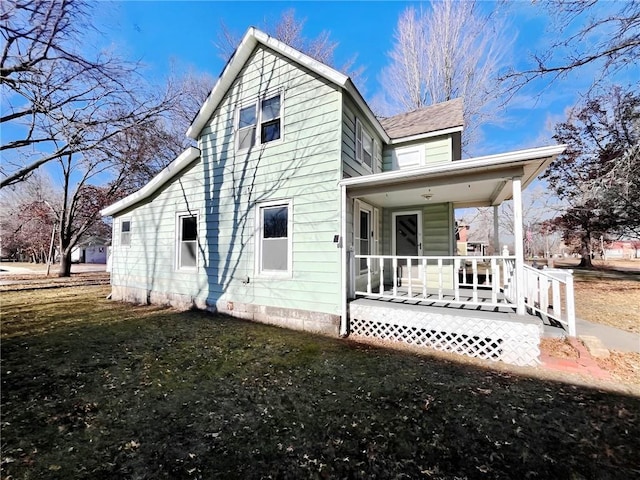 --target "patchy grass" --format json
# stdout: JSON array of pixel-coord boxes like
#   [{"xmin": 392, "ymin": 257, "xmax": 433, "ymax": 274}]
[
  {"xmin": 573, "ymin": 280, "xmax": 640, "ymax": 334},
  {"xmin": 2, "ymin": 286, "xmax": 640, "ymax": 479},
  {"xmin": 551, "ymin": 259, "xmax": 640, "ymax": 334}
]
